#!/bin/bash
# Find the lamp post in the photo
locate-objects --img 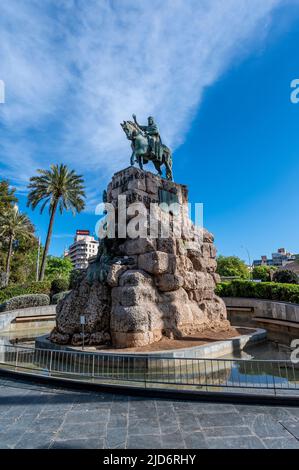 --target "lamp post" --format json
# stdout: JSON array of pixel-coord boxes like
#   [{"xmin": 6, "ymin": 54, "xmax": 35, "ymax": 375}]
[{"xmin": 241, "ymin": 245, "xmax": 252, "ymax": 280}]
